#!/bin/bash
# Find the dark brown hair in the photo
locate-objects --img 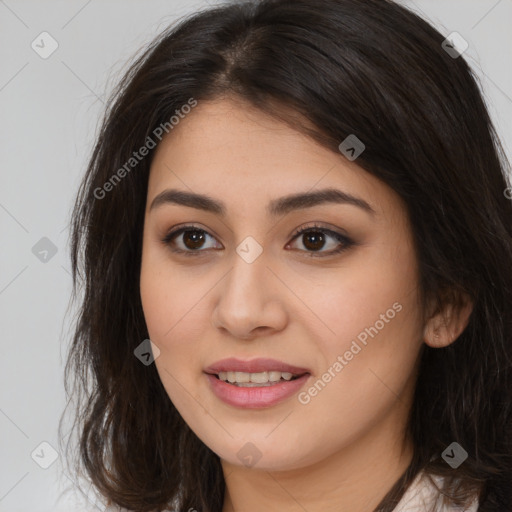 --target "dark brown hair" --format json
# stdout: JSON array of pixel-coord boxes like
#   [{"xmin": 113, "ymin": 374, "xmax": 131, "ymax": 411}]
[{"xmin": 61, "ymin": 0, "xmax": 512, "ymax": 510}]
